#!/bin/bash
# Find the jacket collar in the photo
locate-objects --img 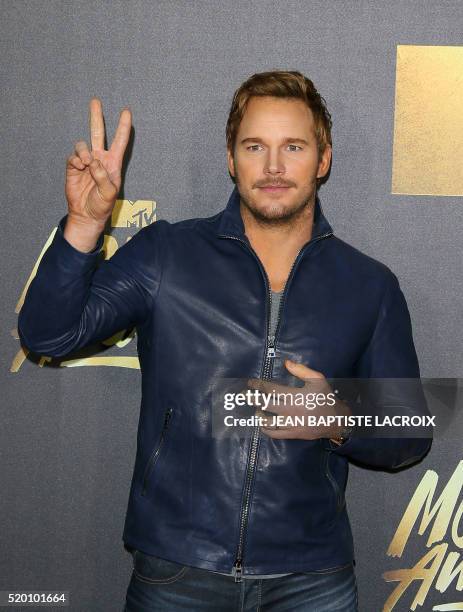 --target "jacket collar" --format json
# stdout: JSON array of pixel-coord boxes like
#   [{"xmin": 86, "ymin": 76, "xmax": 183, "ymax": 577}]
[{"xmin": 217, "ymin": 185, "xmax": 333, "ymax": 240}]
